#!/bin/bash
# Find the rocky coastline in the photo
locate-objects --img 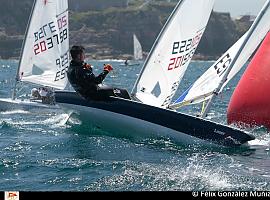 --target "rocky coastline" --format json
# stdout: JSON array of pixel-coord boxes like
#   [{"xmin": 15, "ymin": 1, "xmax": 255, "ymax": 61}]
[{"xmin": 0, "ymin": 0, "xmax": 252, "ymax": 61}]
